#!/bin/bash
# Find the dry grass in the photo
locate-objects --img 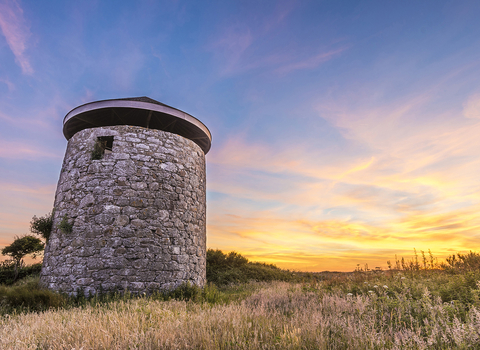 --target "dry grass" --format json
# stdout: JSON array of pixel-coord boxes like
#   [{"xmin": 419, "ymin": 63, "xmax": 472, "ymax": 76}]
[{"xmin": 2, "ymin": 281, "xmax": 480, "ymax": 349}]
